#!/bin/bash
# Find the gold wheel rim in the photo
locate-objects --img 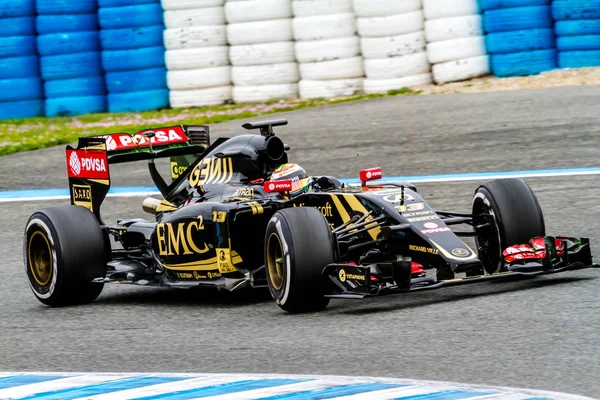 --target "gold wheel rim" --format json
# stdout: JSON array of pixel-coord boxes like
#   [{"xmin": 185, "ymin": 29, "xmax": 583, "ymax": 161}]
[
  {"xmin": 28, "ymin": 231, "xmax": 53, "ymax": 286},
  {"xmin": 266, "ymin": 232, "xmax": 284, "ymax": 291}
]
